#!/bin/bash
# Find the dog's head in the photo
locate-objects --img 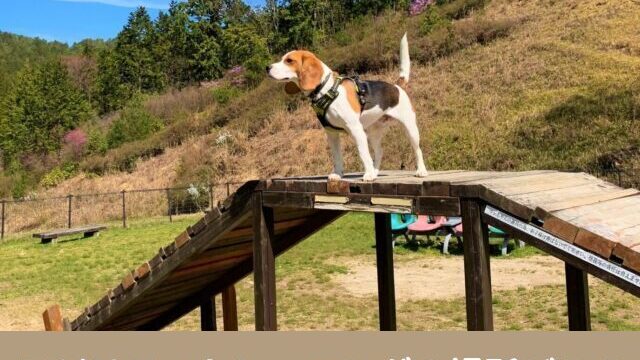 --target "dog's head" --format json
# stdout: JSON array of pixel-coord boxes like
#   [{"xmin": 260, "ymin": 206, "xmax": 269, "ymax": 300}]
[{"xmin": 266, "ymin": 50, "xmax": 324, "ymax": 95}]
